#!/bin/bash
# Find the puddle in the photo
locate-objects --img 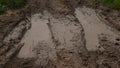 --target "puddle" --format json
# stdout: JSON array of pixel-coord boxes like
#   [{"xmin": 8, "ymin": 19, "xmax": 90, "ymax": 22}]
[
  {"xmin": 17, "ymin": 13, "xmax": 55, "ymax": 58},
  {"xmin": 17, "ymin": 11, "xmax": 86, "ymax": 60},
  {"xmin": 4, "ymin": 7, "xmax": 119, "ymax": 58},
  {"xmin": 75, "ymin": 7, "xmax": 119, "ymax": 51},
  {"xmin": 49, "ymin": 15, "xmax": 85, "ymax": 52}
]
